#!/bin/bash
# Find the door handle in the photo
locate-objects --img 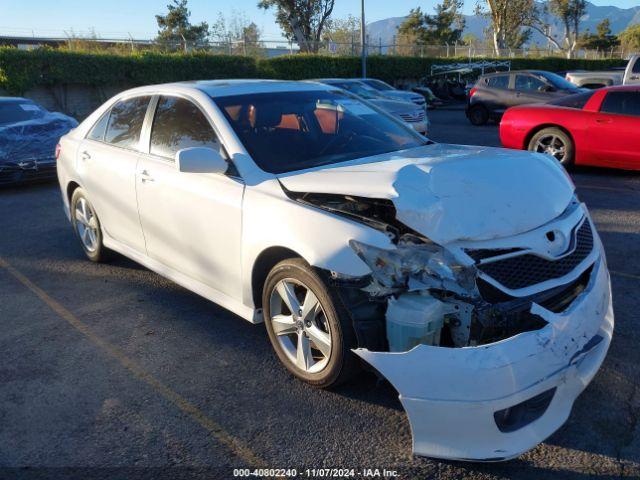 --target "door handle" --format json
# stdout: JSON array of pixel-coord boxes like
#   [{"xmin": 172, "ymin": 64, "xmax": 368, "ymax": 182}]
[
  {"xmin": 140, "ymin": 170, "xmax": 154, "ymax": 183},
  {"xmin": 80, "ymin": 150, "xmax": 91, "ymax": 161},
  {"xmin": 595, "ymin": 118, "xmax": 612, "ymax": 124}
]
